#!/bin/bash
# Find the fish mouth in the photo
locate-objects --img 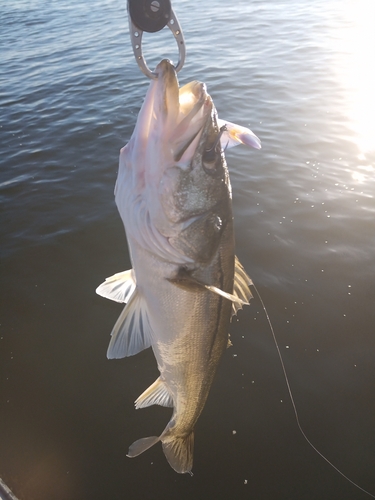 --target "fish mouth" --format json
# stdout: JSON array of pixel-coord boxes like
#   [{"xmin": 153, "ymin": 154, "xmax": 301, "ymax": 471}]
[{"xmin": 154, "ymin": 59, "xmax": 214, "ymax": 164}]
